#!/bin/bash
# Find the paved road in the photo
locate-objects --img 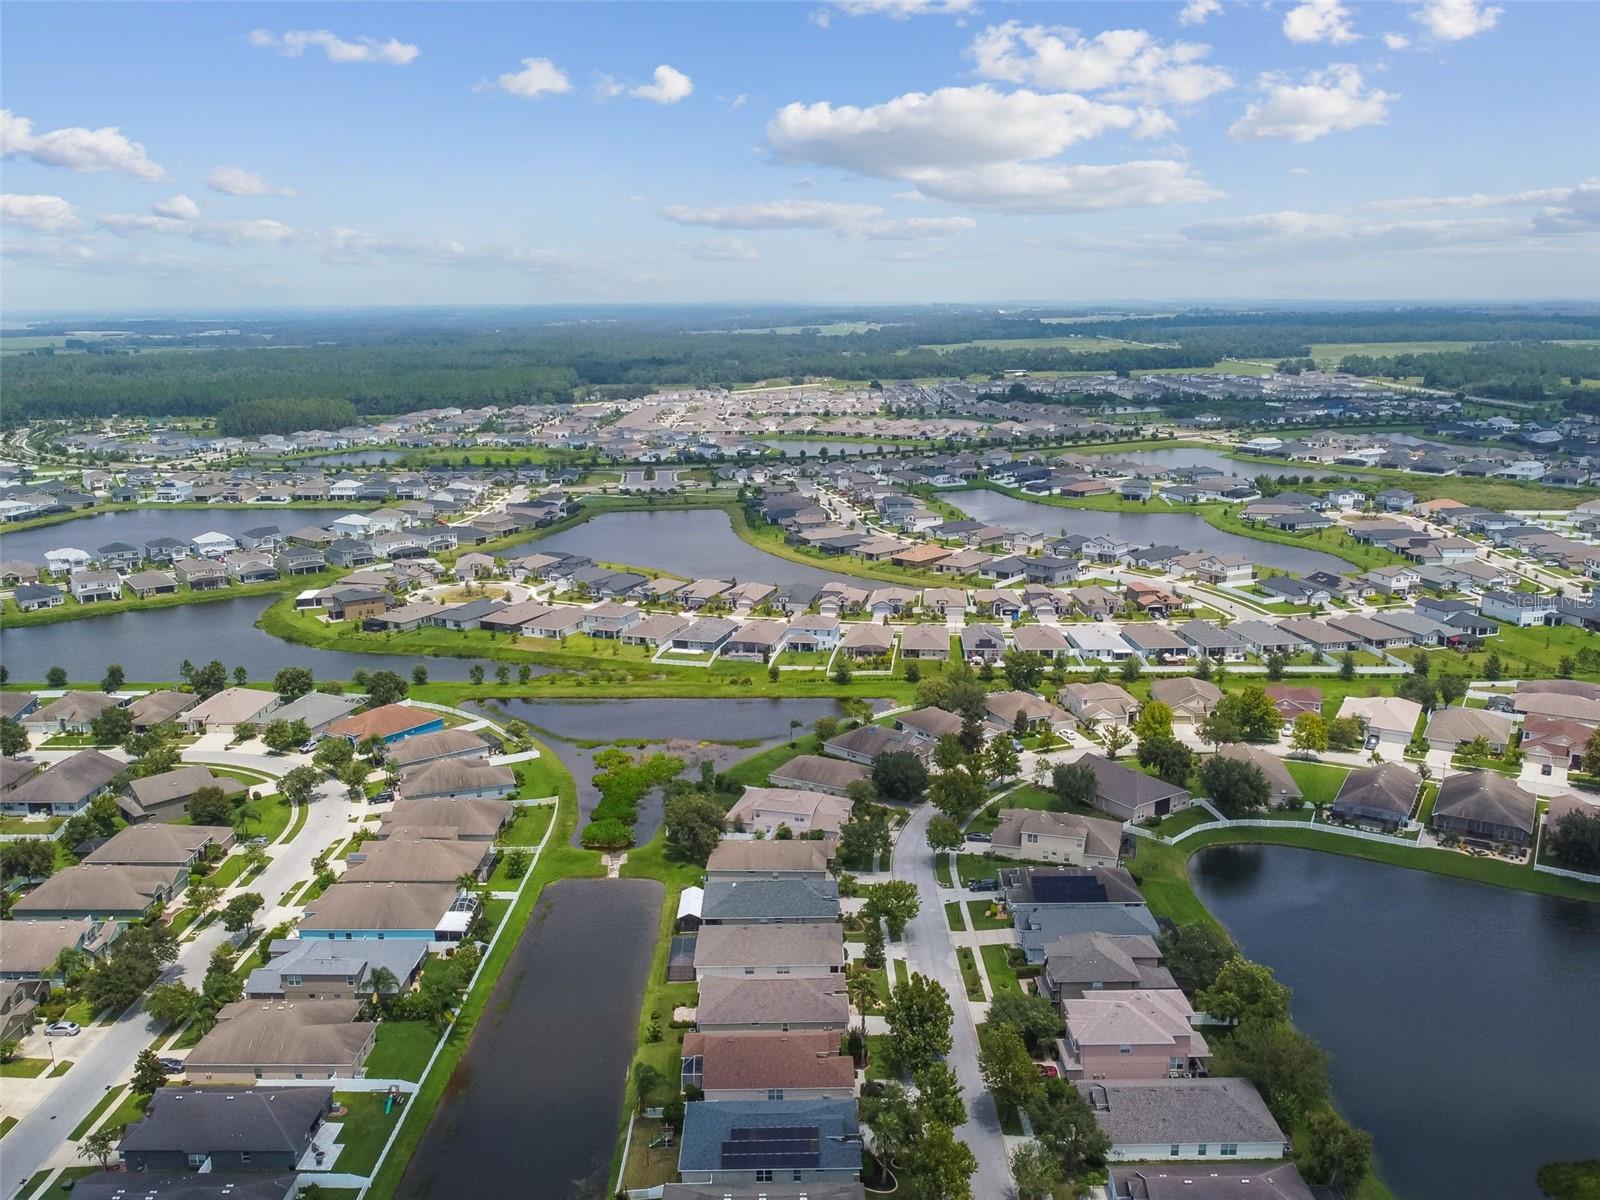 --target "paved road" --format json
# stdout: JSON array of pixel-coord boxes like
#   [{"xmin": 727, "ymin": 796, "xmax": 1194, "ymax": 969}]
[
  {"xmin": 896, "ymin": 803, "xmax": 1015, "ymax": 1199},
  {"xmin": 0, "ymin": 779, "xmax": 350, "ymax": 1198}
]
